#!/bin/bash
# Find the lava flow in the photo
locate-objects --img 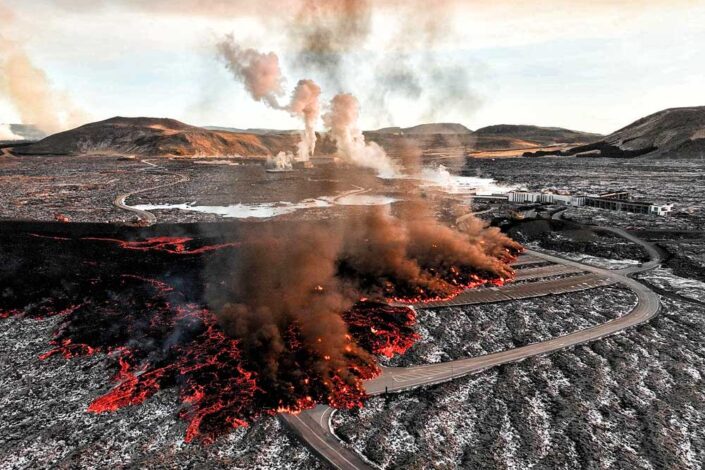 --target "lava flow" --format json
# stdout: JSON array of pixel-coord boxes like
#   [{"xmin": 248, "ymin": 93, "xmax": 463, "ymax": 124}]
[
  {"xmin": 3, "ymin": 274, "xmax": 392, "ymax": 443},
  {"xmin": 82, "ymin": 236, "xmax": 241, "ymax": 254},
  {"xmin": 0, "ymin": 217, "xmax": 522, "ymax": 444}
]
